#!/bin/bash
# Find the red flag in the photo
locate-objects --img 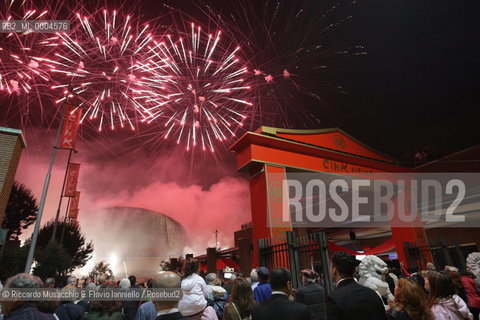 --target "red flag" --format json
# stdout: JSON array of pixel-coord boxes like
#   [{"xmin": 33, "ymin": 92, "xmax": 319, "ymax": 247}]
[
  {"xmin": 64, "ymin": 163, "xmax": 80, "ymax": 197},
  {"xmin": 58, "ymin": 105, "xmax": 82, "ymax": 150},
  {"xmin": 68, "ymin": 191, "xmax": 81, "ymax": 217}
]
